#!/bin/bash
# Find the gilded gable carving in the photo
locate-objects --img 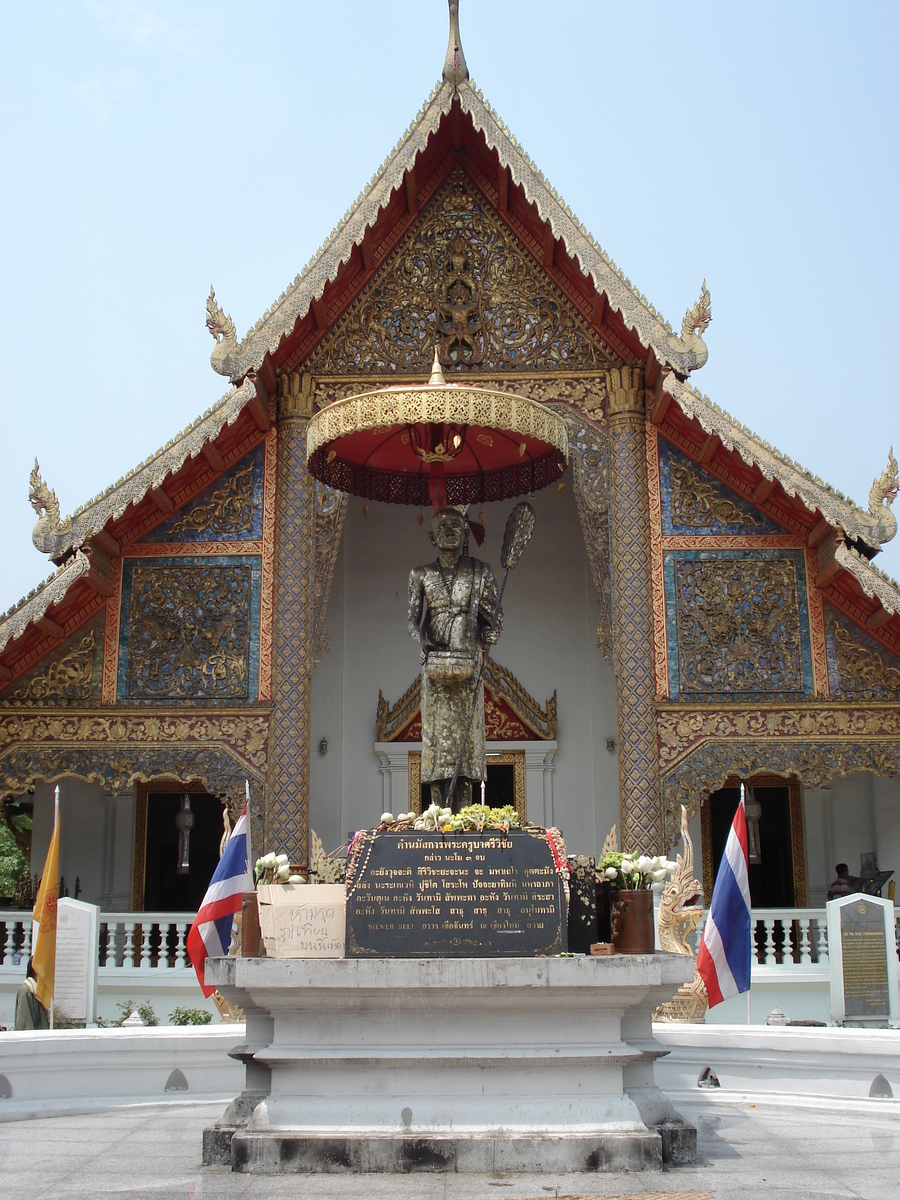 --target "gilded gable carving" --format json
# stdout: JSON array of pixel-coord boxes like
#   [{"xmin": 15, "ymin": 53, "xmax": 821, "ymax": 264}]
[
  {"xmin": 671, "ymin": 462, "xmax": 761, "ymax": 530},
  {"xmin": 169, "ymin": 462, "xmax": 254, "ymax": 536},
  {"xmin": 121, "ymin": 563, "xmax": 255, "ymax": 701},
  {"xmin": 659, "ymin": 440, "xmax": 778, "ymax": 536},
  {"xmin": 311, "ymin": 170, "xmax": 618, "ymax": 376},
  {"xmin": 825, "ymin": 605, "xmax": 900, "ymax": 698},
  {"xmin": 671, "ymin": 554, "xmax": 807, "ymax": 696},
  {"xmin": 142, "ymin": 446, "xmax": 264, "ymax": 544},
  {"xmin": 1, "ymin": 615, "xmax": 103, "ymax": 707}
]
